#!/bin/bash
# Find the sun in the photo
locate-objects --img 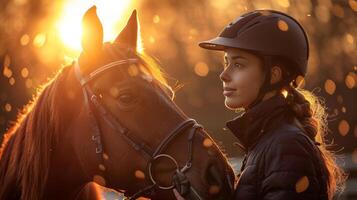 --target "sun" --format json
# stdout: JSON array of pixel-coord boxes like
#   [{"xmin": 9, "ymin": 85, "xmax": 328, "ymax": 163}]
[{"xmin": 56, "ymin": 0, "xmax": 134, "ymax": 54}]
